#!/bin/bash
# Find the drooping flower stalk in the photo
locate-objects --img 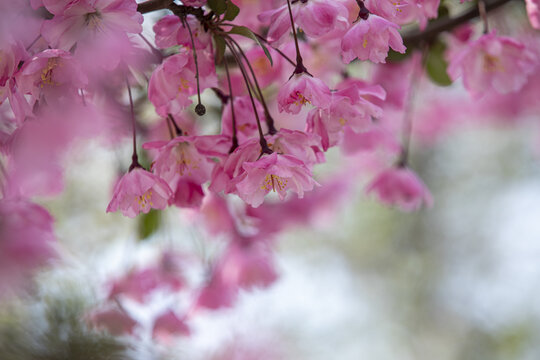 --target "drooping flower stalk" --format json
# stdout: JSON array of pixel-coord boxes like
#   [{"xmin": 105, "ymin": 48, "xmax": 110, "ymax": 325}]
[
  {"xmin": 223, "ymin": 59, "xmax": 239, "ymax": 153},
  {"xmin": 286, "ymin": 0, "xmax": 308, "ymax": 75},
  {"xmin": 126, "ymin": 78, "xmax": 142, "ymax": 171},
  {"xmin": 225, "ymin": 36, "xmax": 277, "ymax": 134},
  {"xmin": 224, "ymin": 39, "xmax": 272, "ymax": 156},
  {"xmin": 167, "ymin": 113, "xmax": 183, "ymax": 136},
  {"xmin": 182, "ymin": 16, "xmax": 206, "ymax": 116},
  {"xmin": 478, "ymin": 0, "xmax": 489, "ymax": 33}
]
